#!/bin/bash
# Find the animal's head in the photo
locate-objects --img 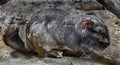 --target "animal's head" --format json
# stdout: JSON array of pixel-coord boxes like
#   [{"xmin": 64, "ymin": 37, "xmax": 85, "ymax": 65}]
[{"xmin": 76, "ymin": 15, "xmax": 110, "ymax": 50}]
